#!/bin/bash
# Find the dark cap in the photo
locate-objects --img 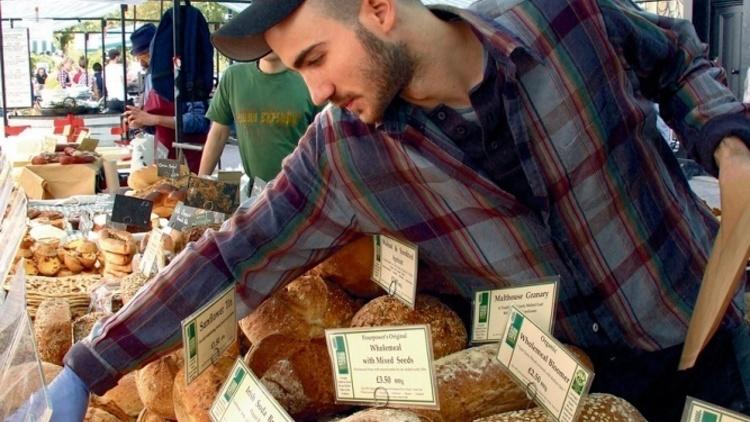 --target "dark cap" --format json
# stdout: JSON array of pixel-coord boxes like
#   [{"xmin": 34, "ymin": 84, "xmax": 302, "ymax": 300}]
[
  {"xmin": 130, "ymin": 23, "xmax": 156, "ymax": 55},
  {"xmin": 211, "ymin": 0, "xmax": 304, "ymax": 62}
]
